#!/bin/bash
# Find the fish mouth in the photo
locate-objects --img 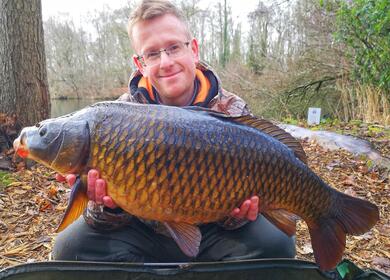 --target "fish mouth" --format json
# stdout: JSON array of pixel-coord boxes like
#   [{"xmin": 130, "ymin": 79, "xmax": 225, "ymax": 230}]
[{"xmin": 13, "ymin": 133, "xmax": 29, "ymax": 158}]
